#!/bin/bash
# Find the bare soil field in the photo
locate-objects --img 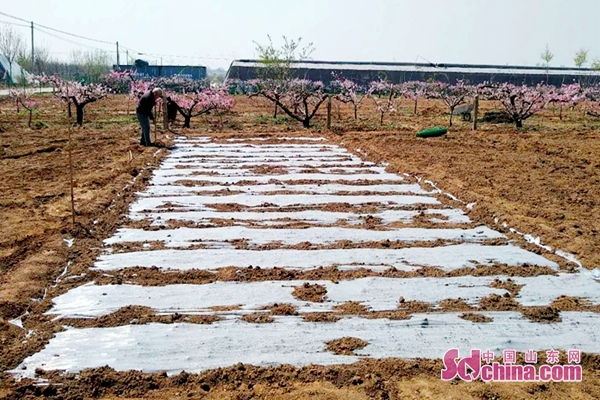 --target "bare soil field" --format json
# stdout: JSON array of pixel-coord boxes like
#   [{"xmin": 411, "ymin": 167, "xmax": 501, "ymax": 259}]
[{"xmin": 1, "ymin": 94, "xmax": 599, "ymax": 399}]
